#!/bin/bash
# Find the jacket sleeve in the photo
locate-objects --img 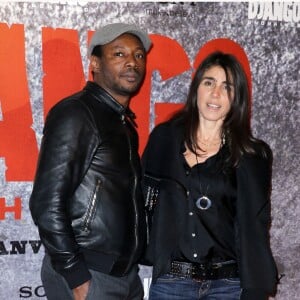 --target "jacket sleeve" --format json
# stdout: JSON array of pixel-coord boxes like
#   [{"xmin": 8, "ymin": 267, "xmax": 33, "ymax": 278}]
[
  {"xmin": 236, "ymin": 143, "xmax": 278, "ymax": 297},
  {"xmin": 240, "ymin": 288, "xmax": 268, "ymax": 300},
  {"xmin": 29, "ymin": 99, "xmax": 98, "ymax": 289}
]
